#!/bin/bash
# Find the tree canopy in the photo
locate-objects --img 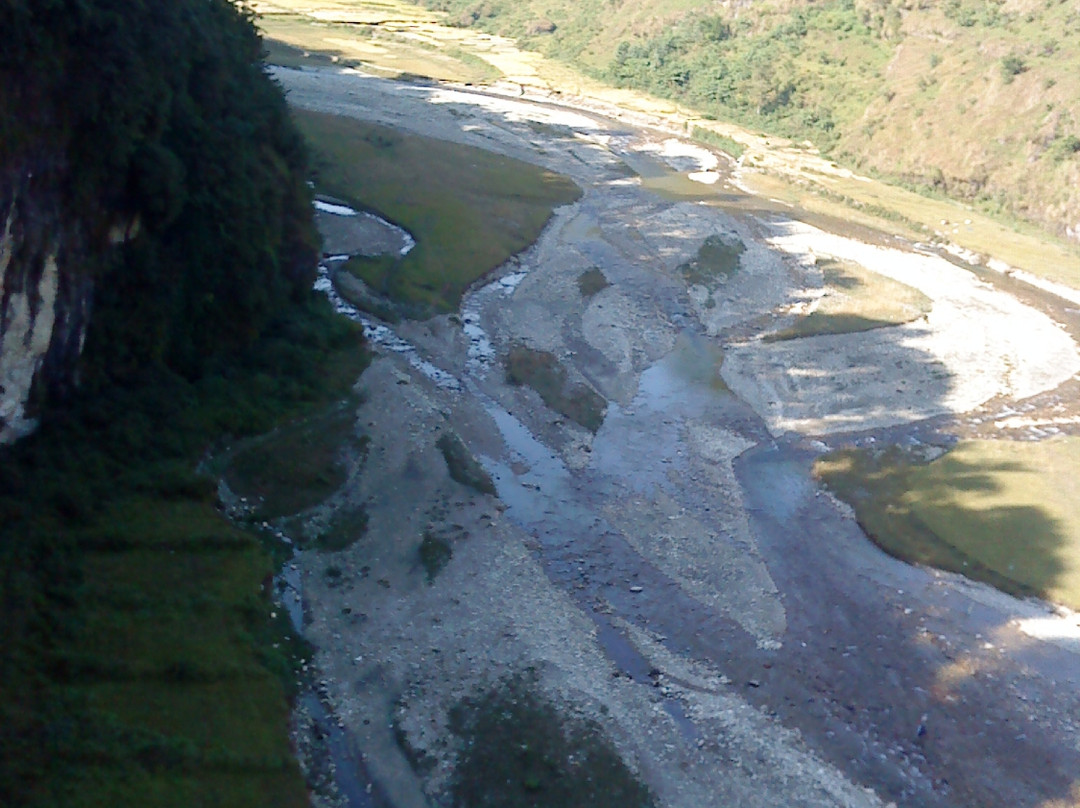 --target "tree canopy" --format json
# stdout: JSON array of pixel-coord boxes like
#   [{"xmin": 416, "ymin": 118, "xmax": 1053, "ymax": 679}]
[{"xmin": 0, "ymin": 0, "xmax": 319, "ymax": 386}]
